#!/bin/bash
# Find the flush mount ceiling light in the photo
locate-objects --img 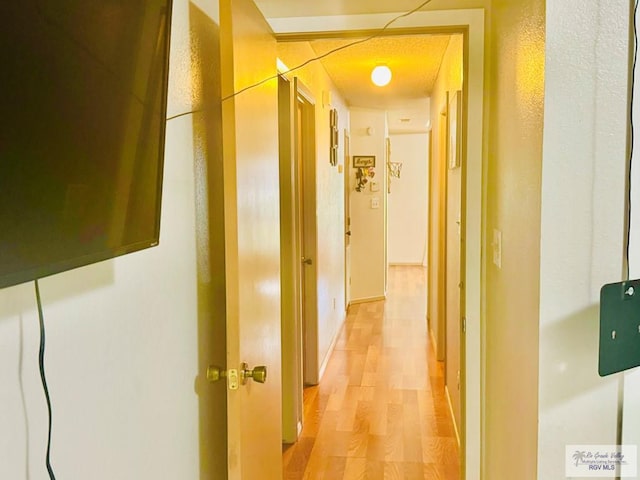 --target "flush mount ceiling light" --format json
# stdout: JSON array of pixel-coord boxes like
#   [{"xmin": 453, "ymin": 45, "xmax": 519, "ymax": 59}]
[{"xmin": 371, "ymin": 64, "xmax": 392, "ymax": 87}]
